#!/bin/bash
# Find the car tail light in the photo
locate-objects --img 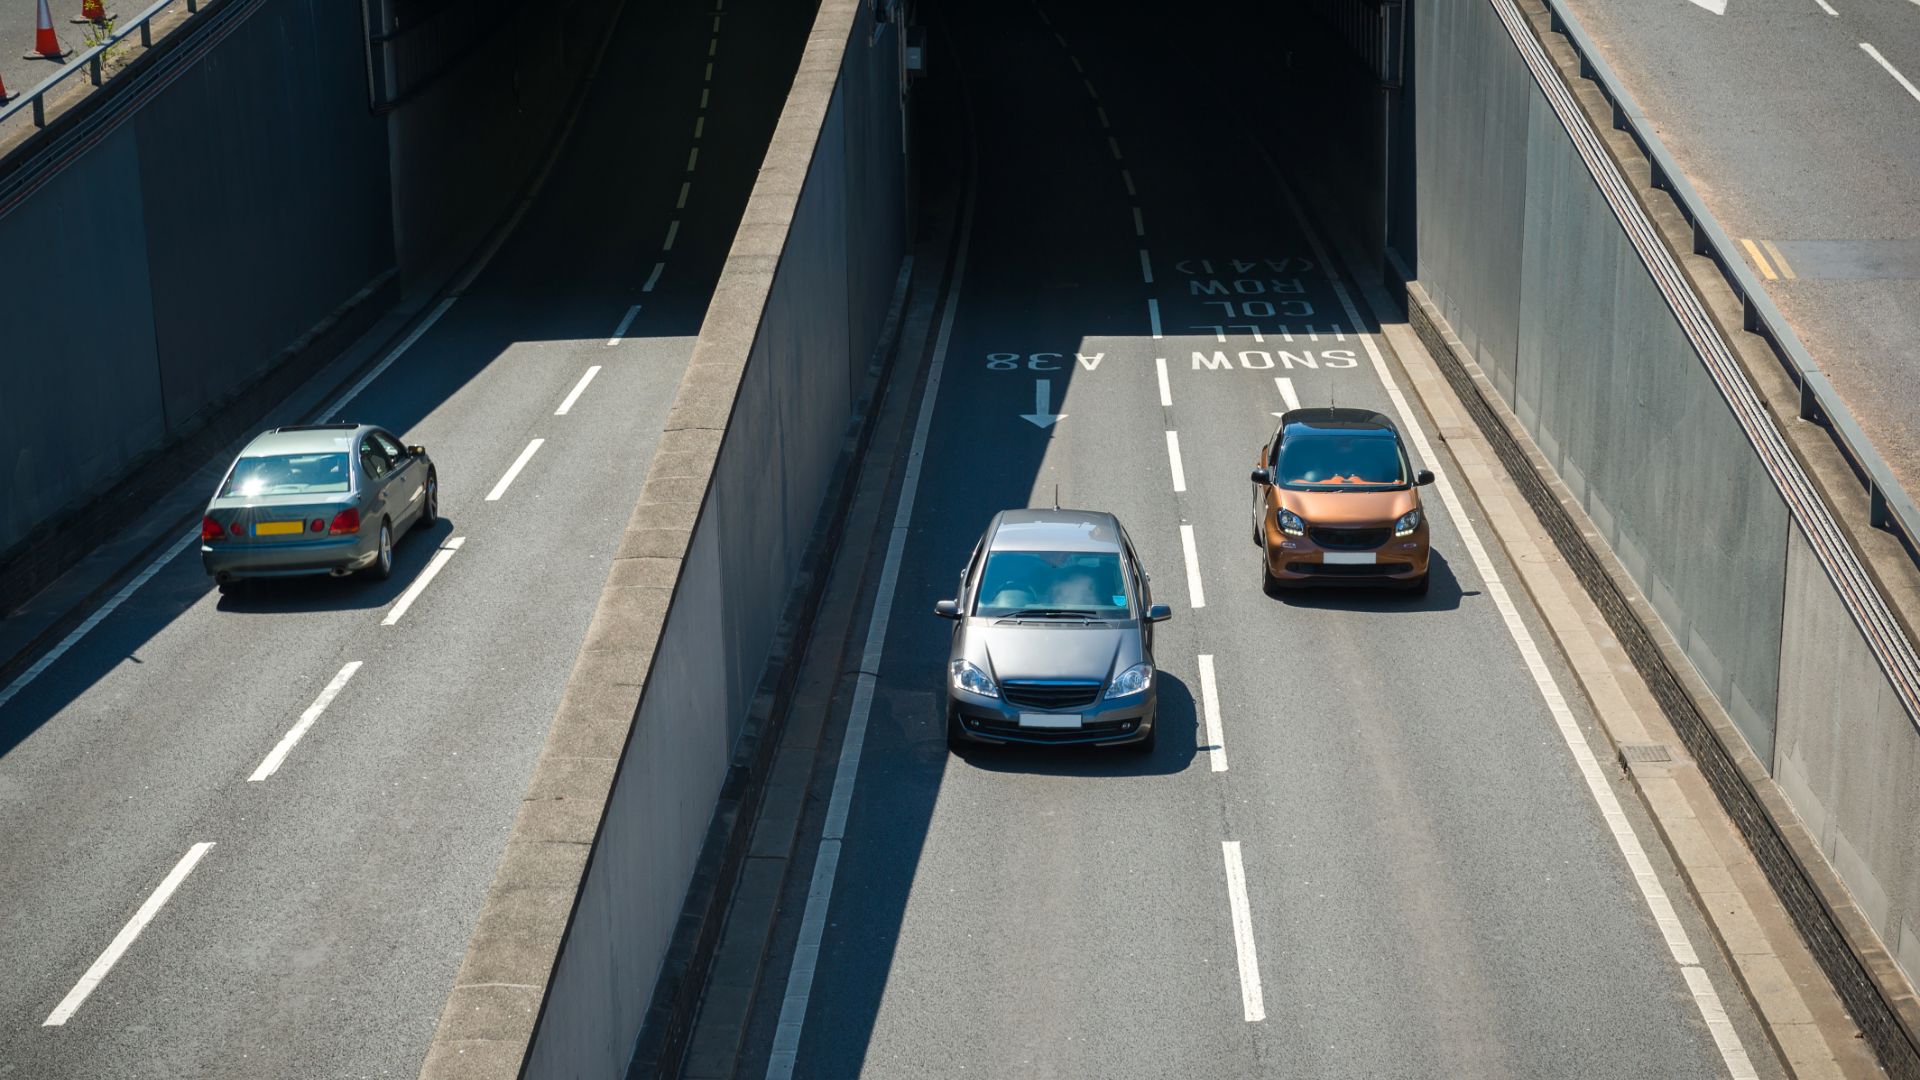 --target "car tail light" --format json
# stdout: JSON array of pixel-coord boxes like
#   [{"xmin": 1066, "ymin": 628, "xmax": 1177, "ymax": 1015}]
[
  {"xmin": 201, "ymin": 517, "xmax": 225, "ymax": 542},
  {"xmin": 328, "ymin": 508, "xmax": 361, "ymax": 535},
  {"xmin": 310, "ymin": 519, "xmax": 324, "ymax": 532}
]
